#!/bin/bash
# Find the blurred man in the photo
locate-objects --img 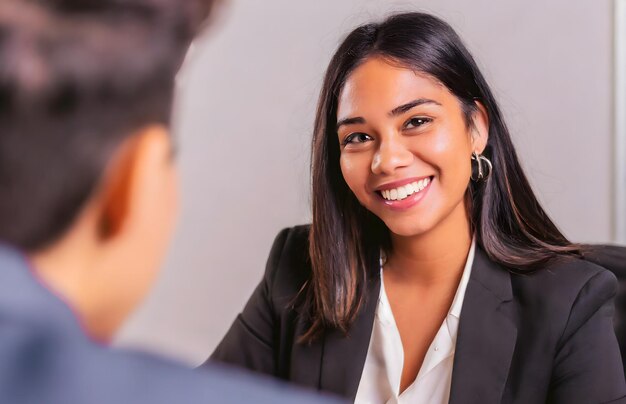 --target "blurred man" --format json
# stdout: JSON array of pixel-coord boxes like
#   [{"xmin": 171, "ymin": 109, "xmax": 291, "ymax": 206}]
[{"xmin": 0, "ymin": 0, "xmax": 339, "ymax": 402}]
